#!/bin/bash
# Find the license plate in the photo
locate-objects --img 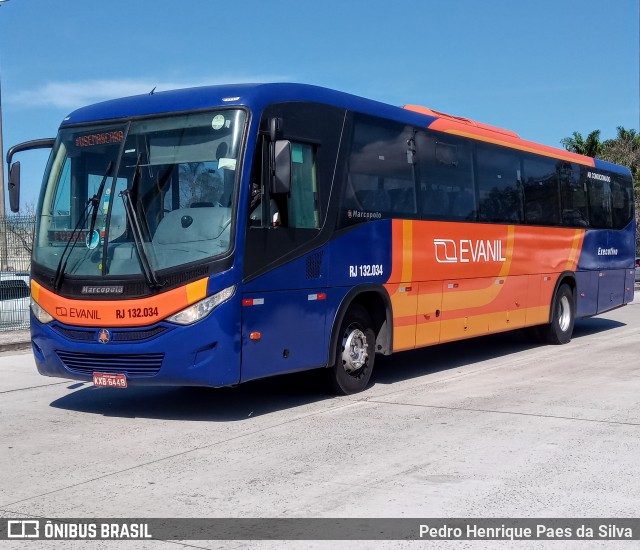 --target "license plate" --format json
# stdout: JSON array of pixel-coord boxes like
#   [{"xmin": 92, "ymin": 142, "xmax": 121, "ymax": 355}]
[{"xmin": 93, "ymin": 372, "xmax": 127, "ymax": 388}]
